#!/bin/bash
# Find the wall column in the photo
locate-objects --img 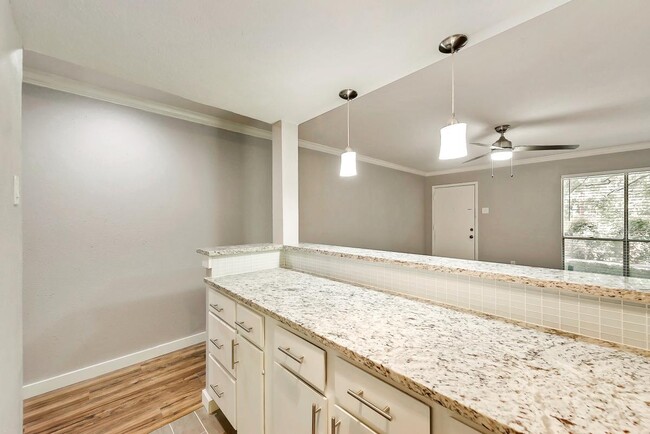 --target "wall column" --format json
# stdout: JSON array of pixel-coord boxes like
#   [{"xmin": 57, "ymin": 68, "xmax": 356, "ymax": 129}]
[{"xmin": 272, "ymin": 121, "xmax": 299, "ymax": 245}]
